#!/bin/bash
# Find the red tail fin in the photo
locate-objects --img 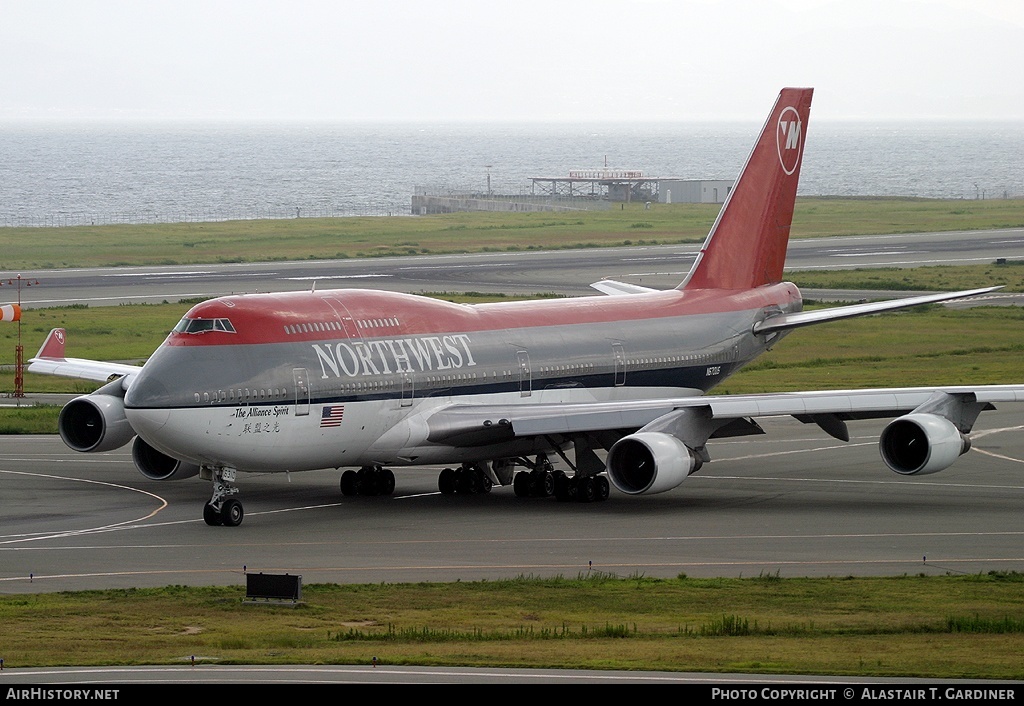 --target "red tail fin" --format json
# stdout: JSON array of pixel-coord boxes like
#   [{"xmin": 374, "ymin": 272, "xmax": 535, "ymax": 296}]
[{"xmin": 680, "ymin": 87, "xmax": 813, "ymax": 291}]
